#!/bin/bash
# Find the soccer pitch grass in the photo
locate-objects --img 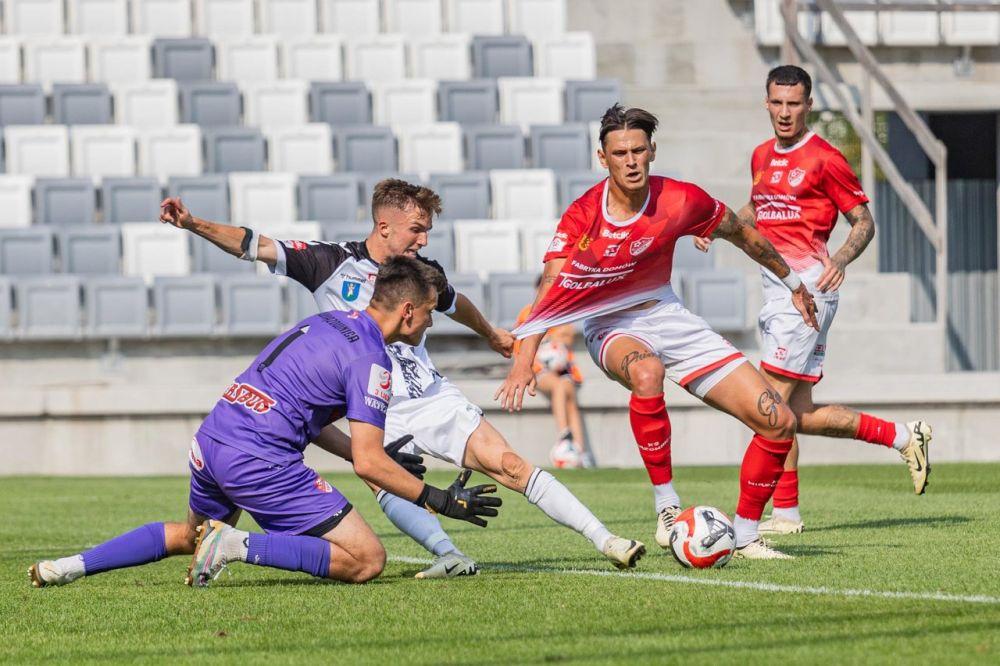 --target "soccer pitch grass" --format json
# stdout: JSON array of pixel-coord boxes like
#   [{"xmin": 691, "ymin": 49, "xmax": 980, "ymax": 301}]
[{"xmin": 3, "ymin": 464, "xmax": 999, "ymax": 664}]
